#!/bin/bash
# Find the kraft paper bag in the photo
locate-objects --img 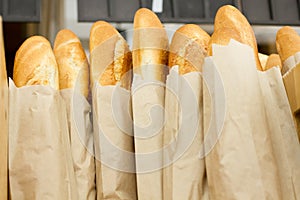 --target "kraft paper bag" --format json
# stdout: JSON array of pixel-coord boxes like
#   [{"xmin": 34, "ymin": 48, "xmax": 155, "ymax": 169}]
[
  {"xmin": 92, "ymin": 83, "xmax": 137, "ymax": 200},
  {"xmin": 203, "ymin": 40, "xmax": 282, "ymax": 199},
  {"xmin": 9, "ymin": 80, "xmax": 77, "ymax": 200},
  {"xmin": 131, "ymin": 73, "xmax": 165, "ymax": 200},
  {"xmin": 163, "ymin": 66, "xmax": 208, "ymax": 200},
  {"xmin": 0, "ymin": 16, "xmax": 8, "ymax": 200},
  {"xmin": 131, "ymin": 26, "xmax": 169, "ymax": 200},
  {"xmin": 257, "ymin": 68, "xmax": 300, "ymax": 199},
  {"xmin": 60, "ymin": 89, "xmax": 96, "ymax": 200},
  {"xmin": 282, "ymin": 52, "xmax": 300, "ymax": 140},
  {"xmin": 90, "ymin": 30, "xmax": 136, "ymax": 199}
]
